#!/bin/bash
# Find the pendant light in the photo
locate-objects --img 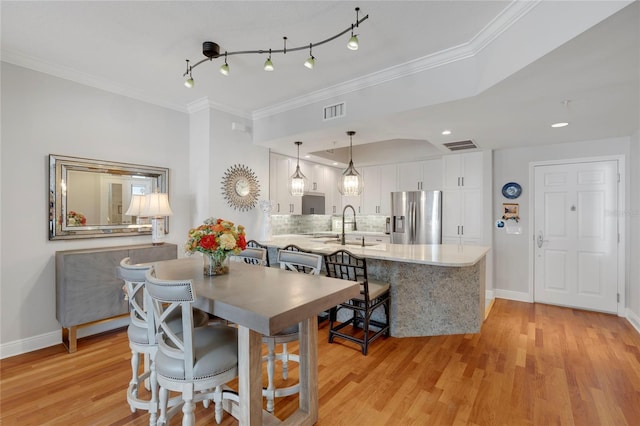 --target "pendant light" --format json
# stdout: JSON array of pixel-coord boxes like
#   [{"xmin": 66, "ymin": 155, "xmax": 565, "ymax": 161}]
[
  {"xmin": 289, "ymin": 141, "xmax": 308, "ymax": 196},
  {"xmin": 184, "ymin": 60, "xmax": 194, "ymax": 88},
  {"xmin": 338, "ymin": 131, "xmax": 363, "ymax": 196}
]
